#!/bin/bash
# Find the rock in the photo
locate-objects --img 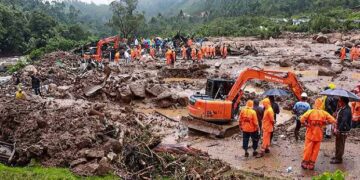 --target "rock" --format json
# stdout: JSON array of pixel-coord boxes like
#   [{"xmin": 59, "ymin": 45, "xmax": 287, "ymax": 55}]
[
  {"xmin": 48, "ymin": 83, "xmax": 57, "ymax": 92},
  {"xmin": 296, "ymin": 63, "xmax": 307, "ymax": 71},
  {"xmin": 103, "ymin": 138, "xmax": 121, "ymax": 153},
  {"xmin": 75, "ymin": 136, "xmax": 93, "ymax": 149},
  {"xmin": 177, "ymin": 96, "xmax": 189, "ymax": 106},
  {"xmin": 97, "ymin": 157, "xmax": 112, "ymax": 175},
  {"xmin": 146, "ymin": 84, "xmax": 166, "ymax": 97},
  {"xmin": 23, "ymin": 65, "xmax": 37, "ymax": 74},
  {"xmin": 118, "ymin": 86, "xmax": 133, "ymax": 103},
  {"xmin": 85, "ymin": 150, "xmax": 105, "ymax": 158},
  {"xmin": 0, "ymin": 76, "xmax": 12, "ymax": 85},
  {"xmin": 331, "ymin": 64, "xmax": 343, "ymax": 74},
  {"xmin": 28, "ymin": 144, "xmax": 44, "ymax": 156},
  {"xmin": 57, "ymin": 86, "xmax": 71, "ymax": 92},
  {"xmin": 344, "ymin": 41, "xmax": 354, "ymax": 48},
  {"xmin": 318, "ymin": 68, "xmax": 336, "ymax": 76},
  {"xmin": 350, "ymin": 35, "xmax": 360, "ymax": 43},
  {"xmin": 214, "ymin": 62, "xmax": 222, "ymax": 69},
  {"xmin": 129, "ymin": 82, "xmax": 147, "ymax": 98},
  {"xmin": 313, "ymin": 33, "xmax": 328, "ymax": 43},
  {"xmin": 107, "ymin": 152, "xmax": 117, "ymax": 161},
  {"xmin": 70, "ymin": 158, "xmax": 87, "ymax": 168},
  {"xmin": 279, "ymin": 59, "xmax": 292, "ymax": 67}
]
